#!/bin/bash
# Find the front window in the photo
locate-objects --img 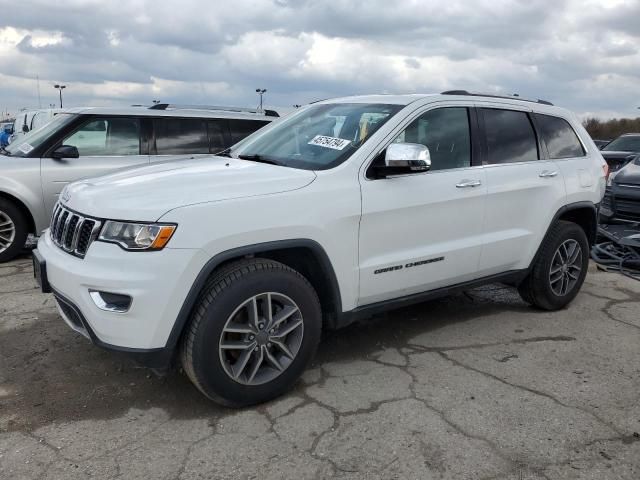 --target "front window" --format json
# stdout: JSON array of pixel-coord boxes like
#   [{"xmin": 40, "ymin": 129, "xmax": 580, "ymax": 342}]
[
  {"xmin": 63, "ymin": 117, "xmax": 140, "ymax": 156},
  {"xmin": 4, "ymin": 113, "xmax": 76, "ymax": 157},
  {"xmin": 603, "ymin": 136, "xmax": 640, "ymax": 152},
  {"xmin": 230, "ymin": 103, "xmax": 402, "ymax": 170}
]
